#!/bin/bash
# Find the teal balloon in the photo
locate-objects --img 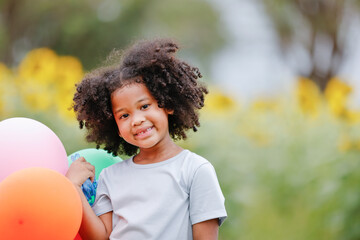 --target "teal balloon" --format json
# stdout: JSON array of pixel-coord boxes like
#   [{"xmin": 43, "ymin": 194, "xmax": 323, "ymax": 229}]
[{"xmin": 68, "ymin": 148, "xmax": 122, "ymax": 179}]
